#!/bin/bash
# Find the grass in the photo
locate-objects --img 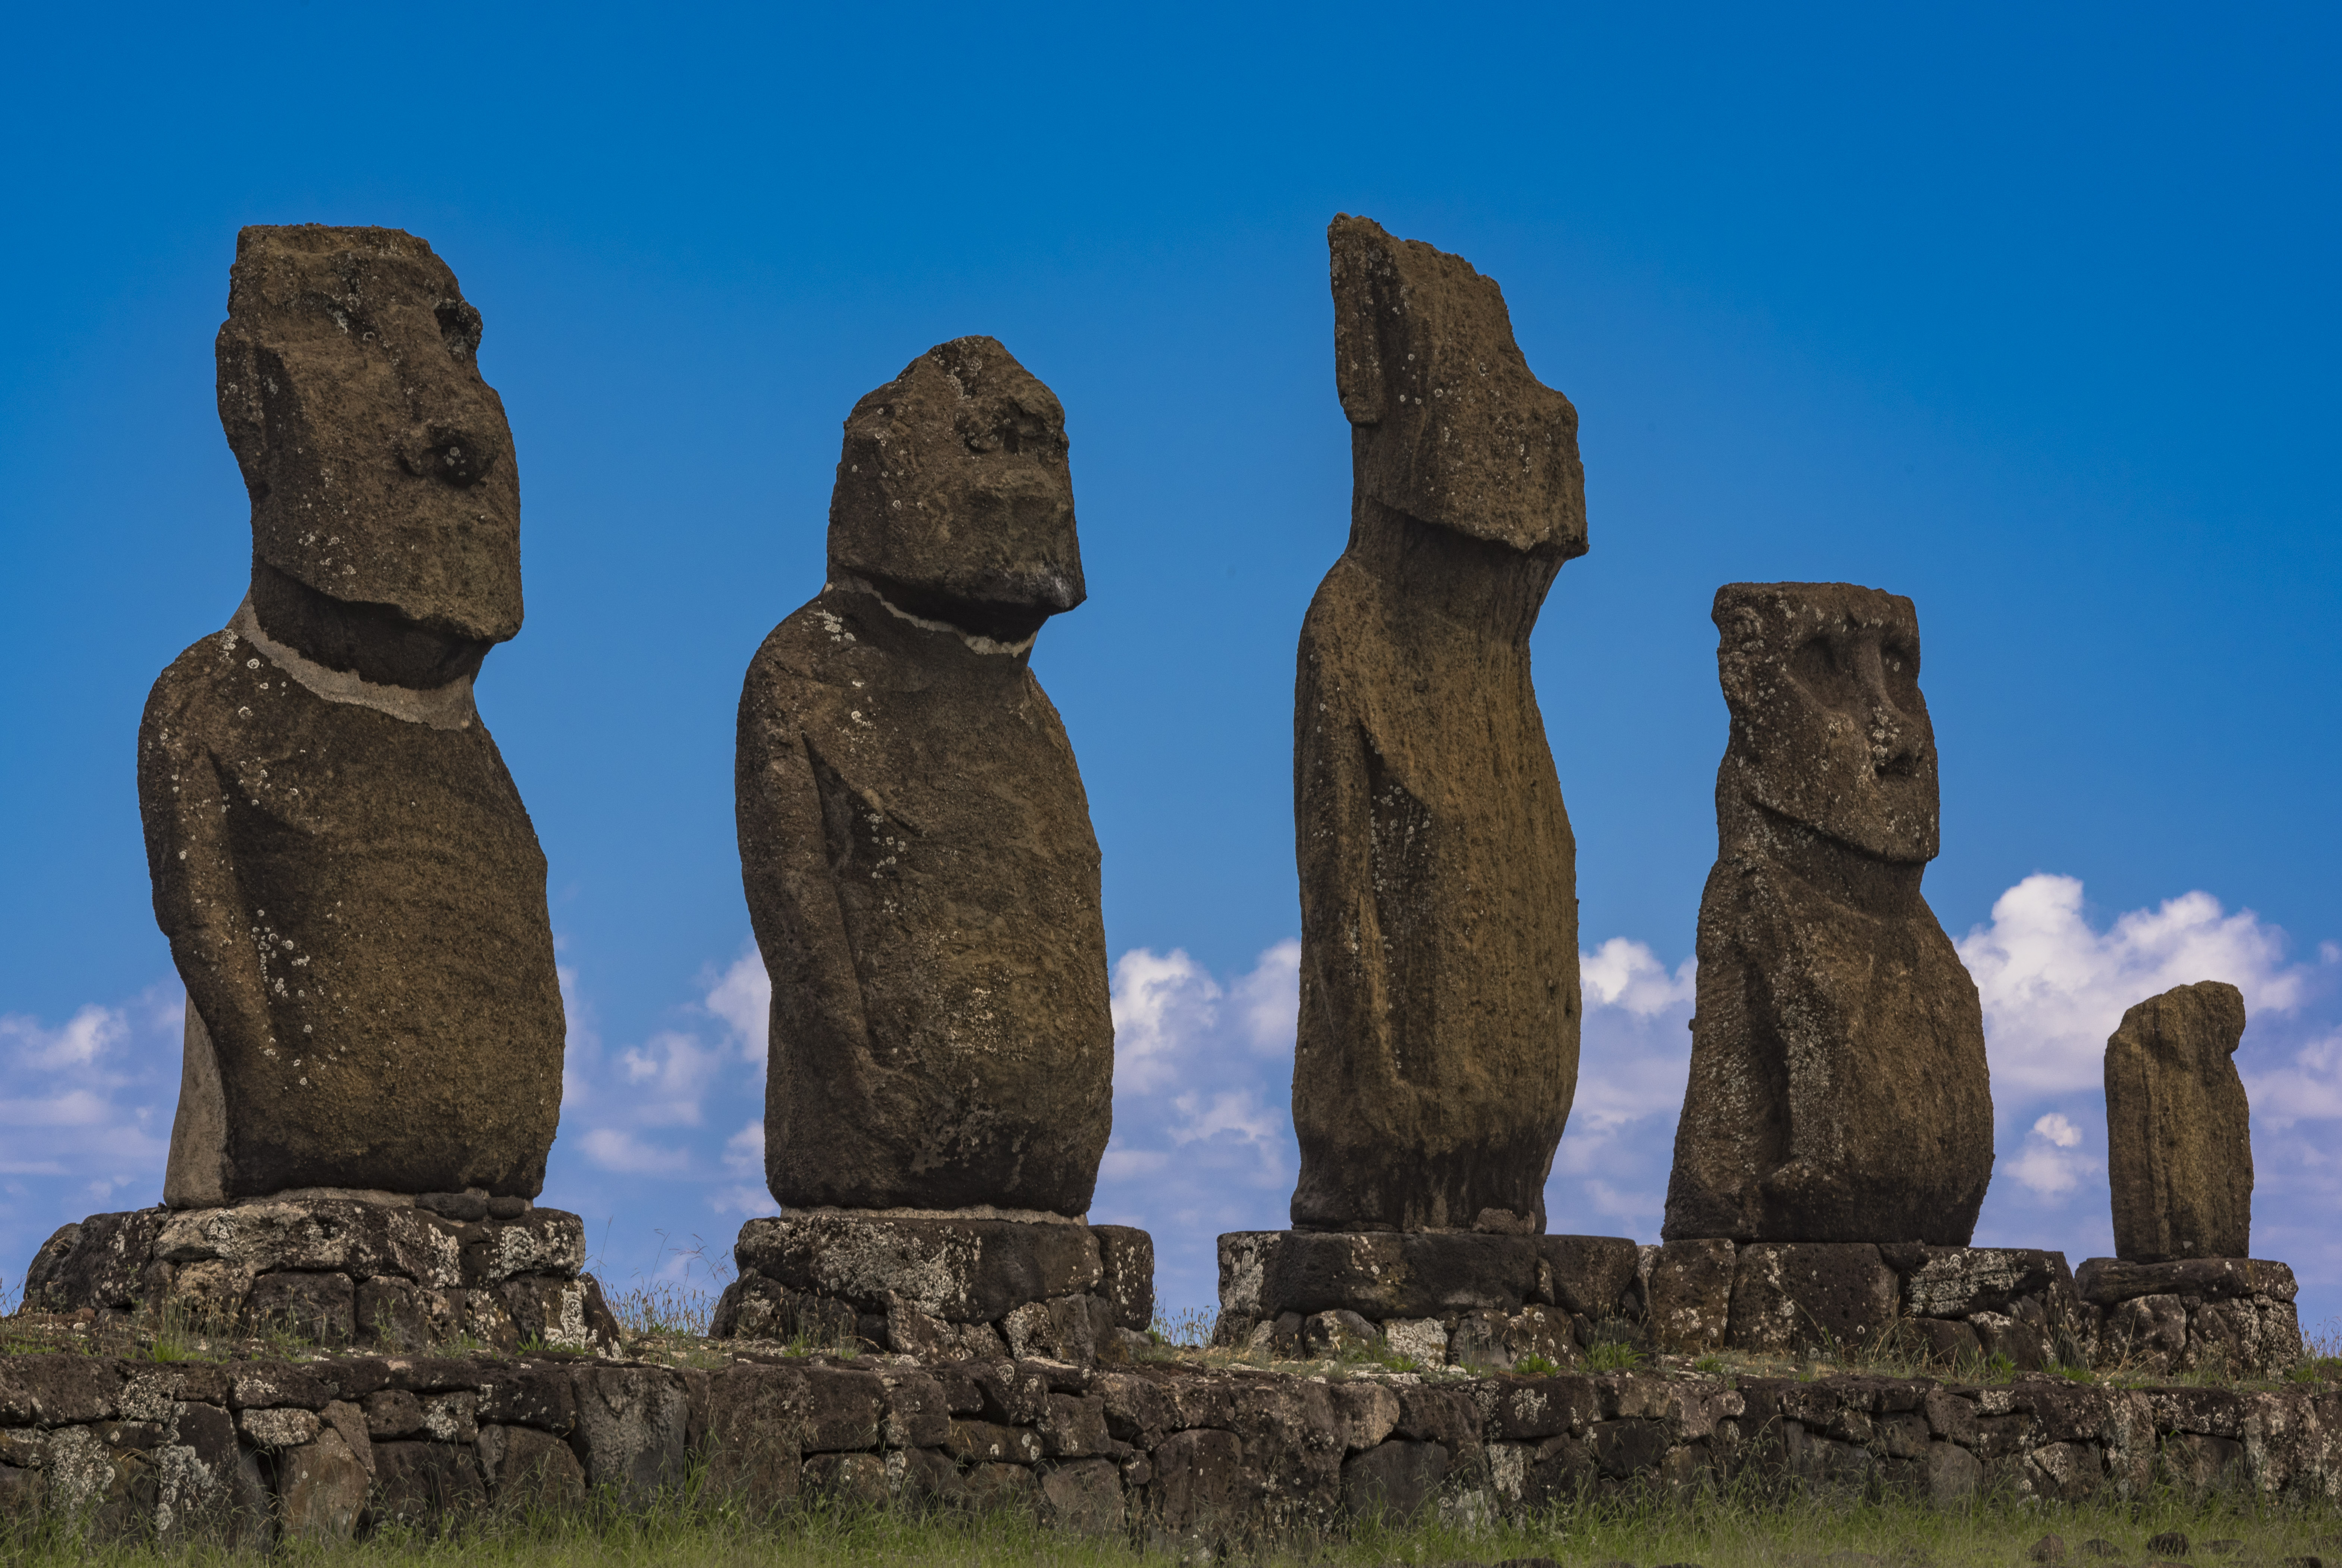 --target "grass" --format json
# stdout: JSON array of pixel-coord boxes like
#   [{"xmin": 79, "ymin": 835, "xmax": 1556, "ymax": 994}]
[{"xmin": 1, "ymin": 1467, "xmax": 2337, "ymax": 1567}]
